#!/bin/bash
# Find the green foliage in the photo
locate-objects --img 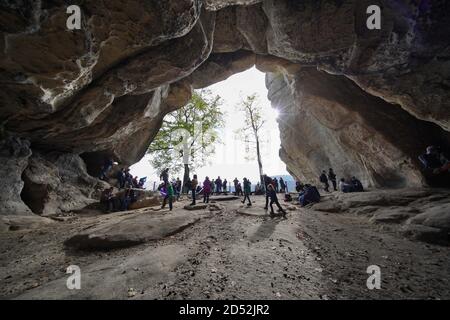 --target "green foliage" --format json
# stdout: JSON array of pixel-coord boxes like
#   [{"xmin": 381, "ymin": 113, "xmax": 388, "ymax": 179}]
[{"xmin": 147, "ymin": 89, "xmax": 224, "ymax": 176}]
